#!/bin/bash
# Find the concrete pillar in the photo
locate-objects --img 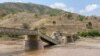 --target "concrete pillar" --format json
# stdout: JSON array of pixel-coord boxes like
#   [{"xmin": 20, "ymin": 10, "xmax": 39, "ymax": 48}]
[
  {"xmin": 72, "ymin": 34, "xmax": 78, "ymax": 41},
  {"xmin": 25, "ymin": 35, "xmax": 44, "ymax": 51},
  {"xmin": 67, "ymin": 35, "xmax": 74, "ymax": 43},
  {"xmin": 61, "ymin": 36, "xmax": 67, "ymax": 45},
  {"xmin": 71, "ymin": 35, "xmax": 74, "ymax": 42}
]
